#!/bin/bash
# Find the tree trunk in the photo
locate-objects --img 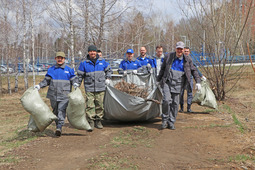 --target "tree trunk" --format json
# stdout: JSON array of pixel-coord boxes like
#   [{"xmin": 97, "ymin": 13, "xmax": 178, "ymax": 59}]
[
  {"xmin": 84, "ymin": 0, "xmax": 89, "ymax": 55},
  {"xmin": 97, "ymin": 0, "xmax": 106, "ymax": 49},
  {"xmin": 23, "ymin": 0, "xmax": 28, "ymax": 90},
  {"xmin": 30, "ymin": 0, "xmax": 35, "ymax": 86},
  {"xmin": 69, "ymin": 0, "xmax": 75, "ymax": 69}
]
